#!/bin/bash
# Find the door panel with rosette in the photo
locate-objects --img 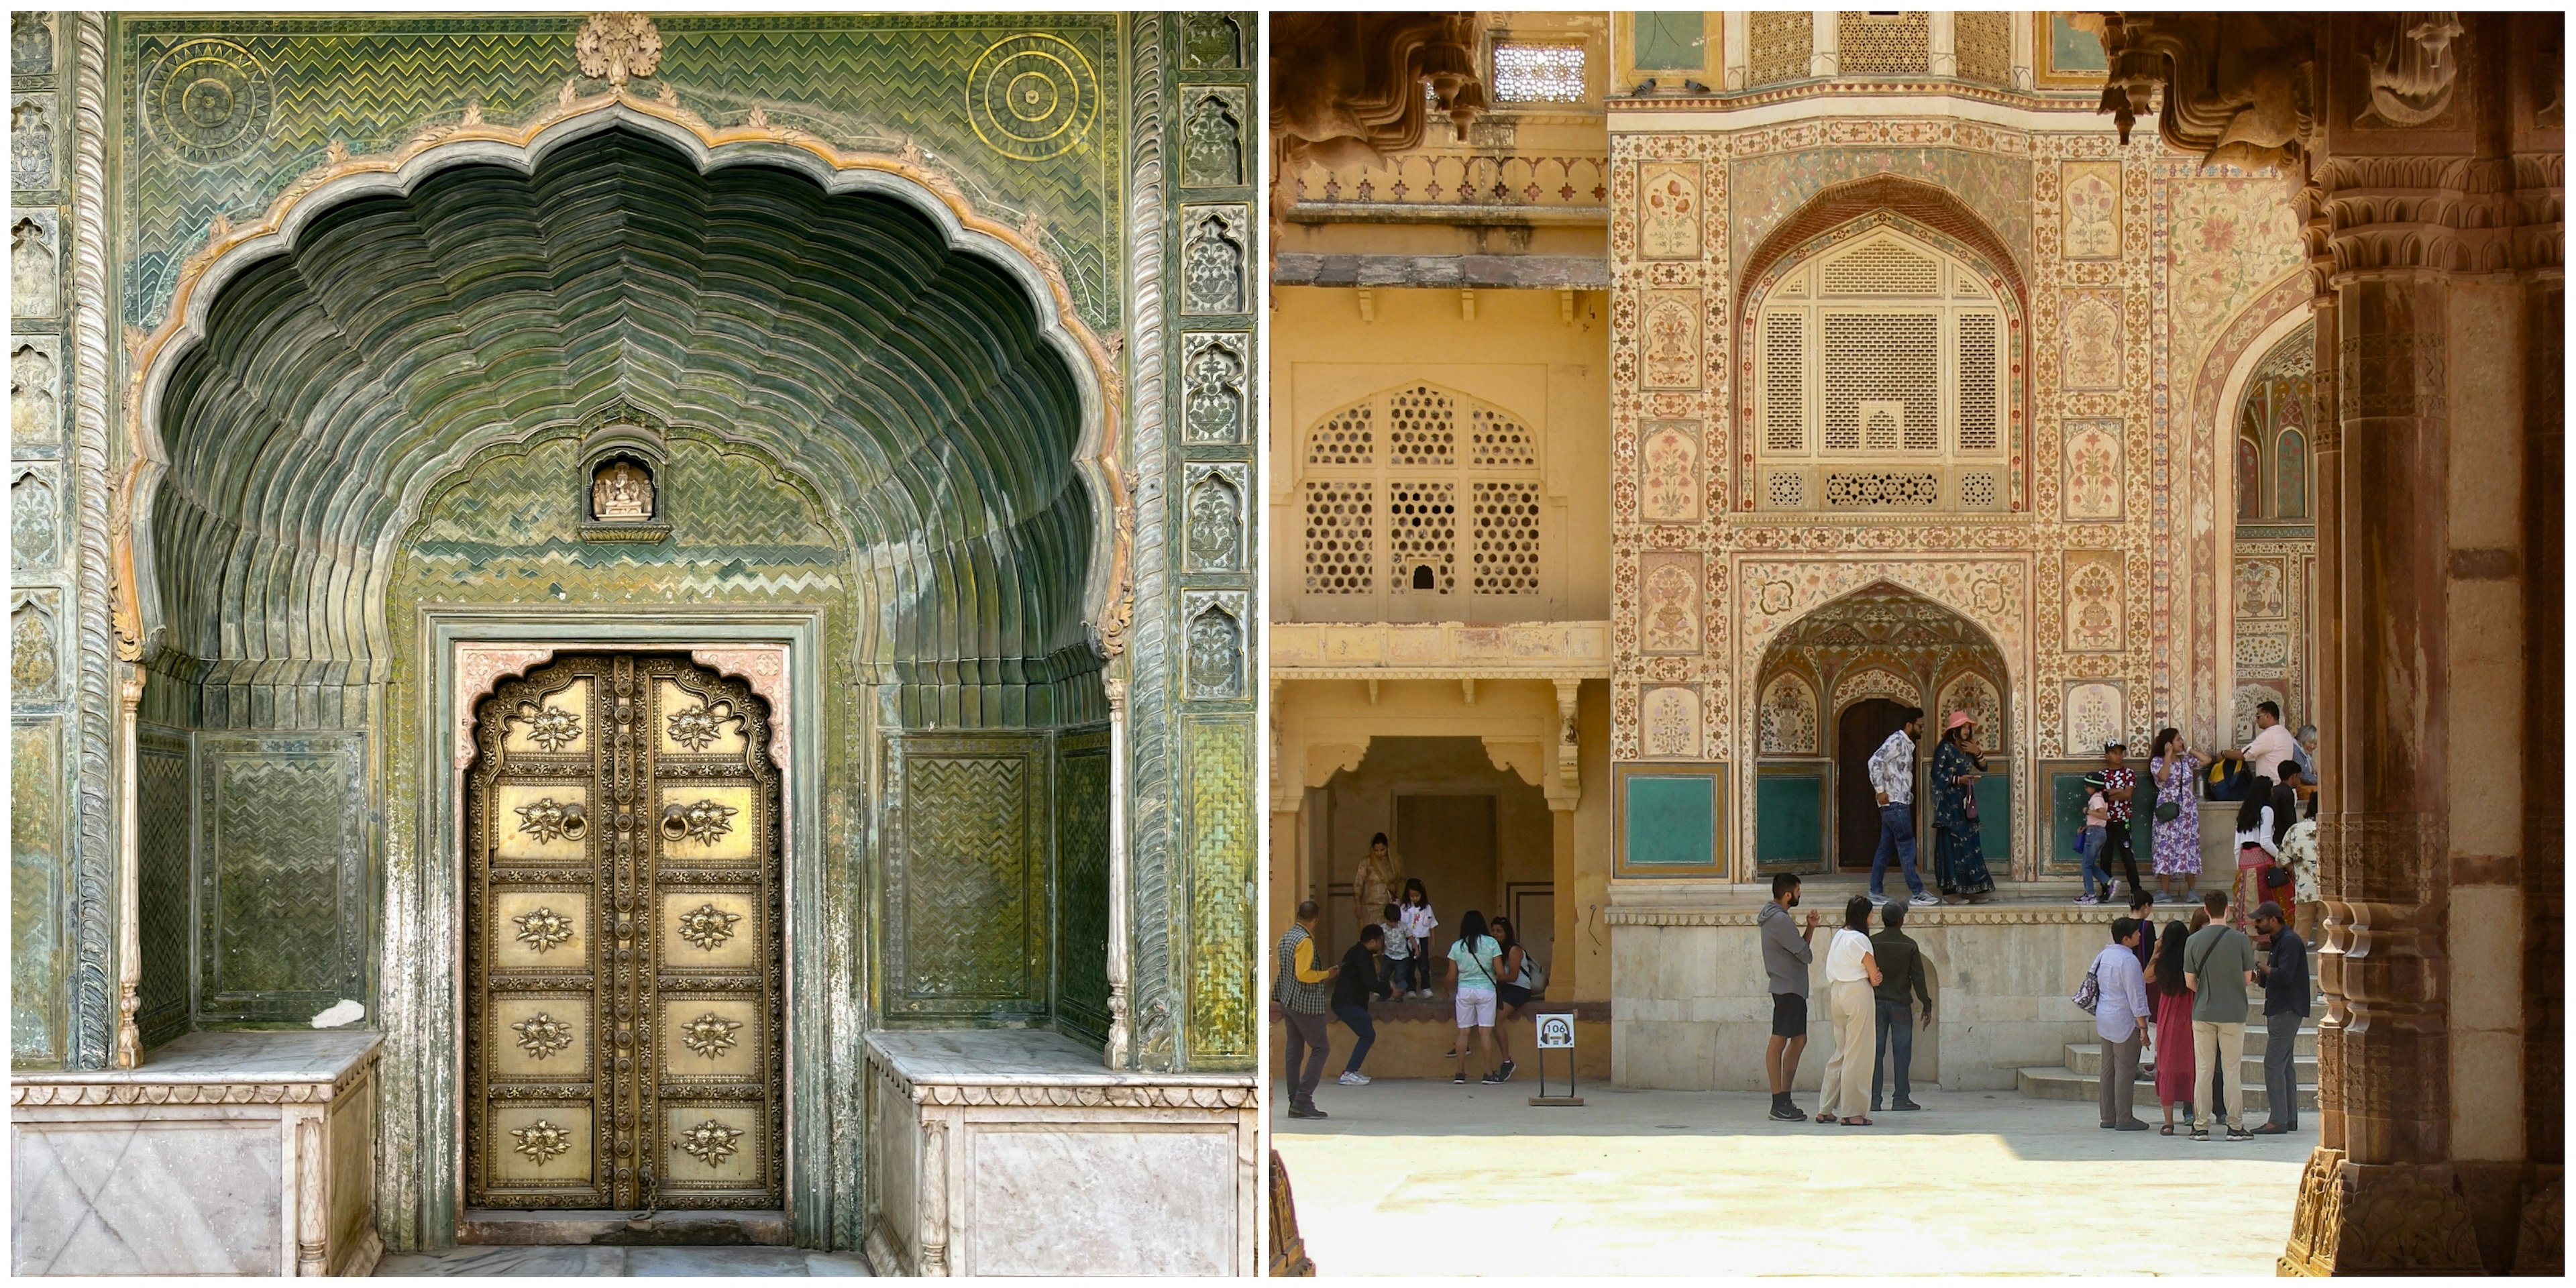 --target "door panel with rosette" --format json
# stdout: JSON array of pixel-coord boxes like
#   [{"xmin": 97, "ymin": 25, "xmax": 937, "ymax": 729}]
[{"xmin": 465, "ymin": 653, "xmax": 784, "ymax": 1210}]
